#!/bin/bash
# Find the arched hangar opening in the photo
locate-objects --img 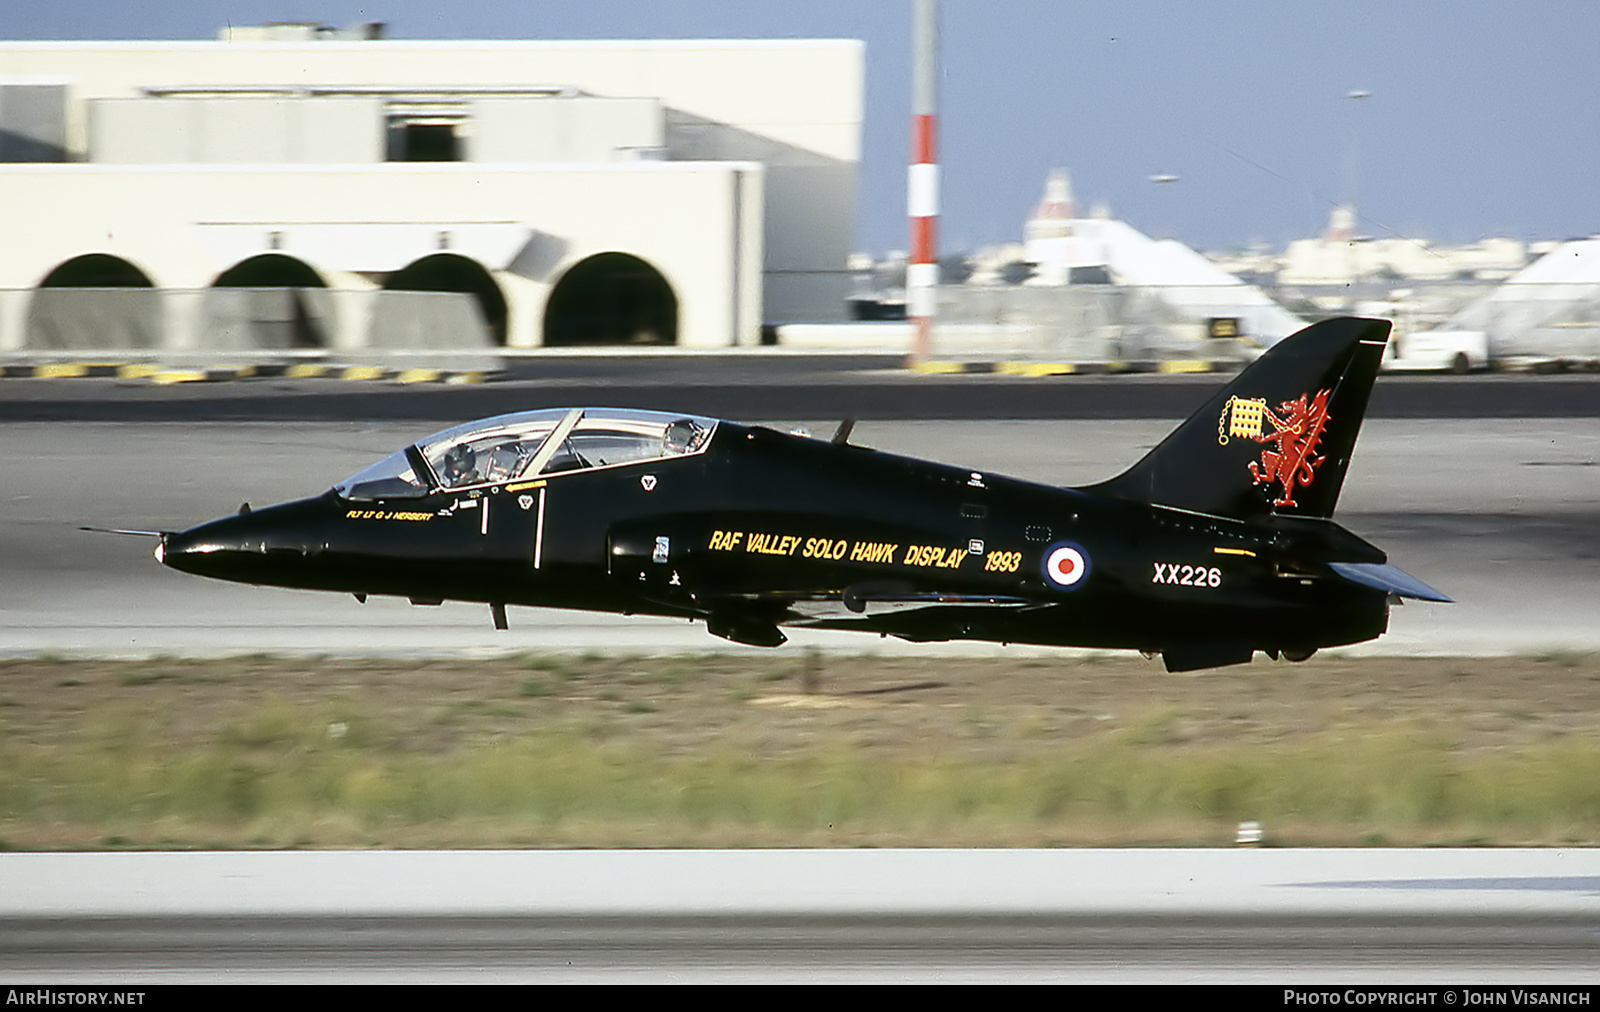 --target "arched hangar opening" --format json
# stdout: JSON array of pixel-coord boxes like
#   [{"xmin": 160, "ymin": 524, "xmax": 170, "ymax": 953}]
[
  {"xmin": 26, "ymin": 253, "xmax": 162, "ymax": 350},
  {"xmin": 39, "ymin": 254, "xmax": 155, "ymax": 289},
  {"xmin": 212, "ymin": 253, "xmax": 327, "ymax": 290},
  {"xmin": 543, "ymin": 252, "xmax": 677, "ymax": 347},
  {"xmin": 372, "ymin": 253, "xmax": 507, "ymax": 349},
  {"xmin": 205, "ymin": 253, "xmax": 332, "ymax": 350}
]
